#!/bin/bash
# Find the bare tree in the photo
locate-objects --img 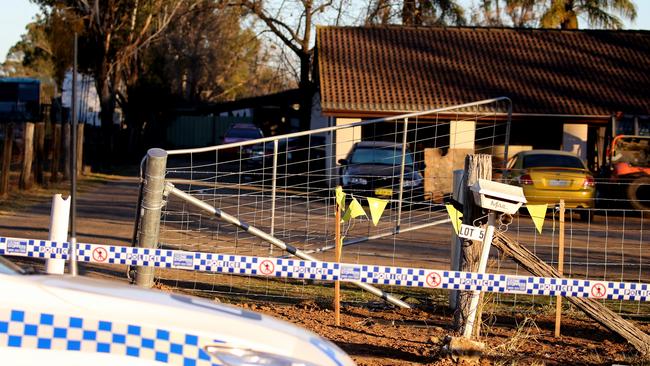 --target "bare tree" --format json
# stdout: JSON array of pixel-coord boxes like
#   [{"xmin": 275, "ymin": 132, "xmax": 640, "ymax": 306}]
[
  {"xmin": 469, "ymin": 0, "xmax": 544, "ymax": 27},
  {"xmin": 231, "ymin": 0, "xmax": 349, "ymax": 128},
  {"xmin": 34, "ymin": 0, "xmax": 184, "ymax": 158},
  {"xmin": 364, "ymin": 0, "xmax": 466, "ymax": 26},
  {"xmin": 402, "ymin": 0, "xmax": 466, "ymax": 26}
]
